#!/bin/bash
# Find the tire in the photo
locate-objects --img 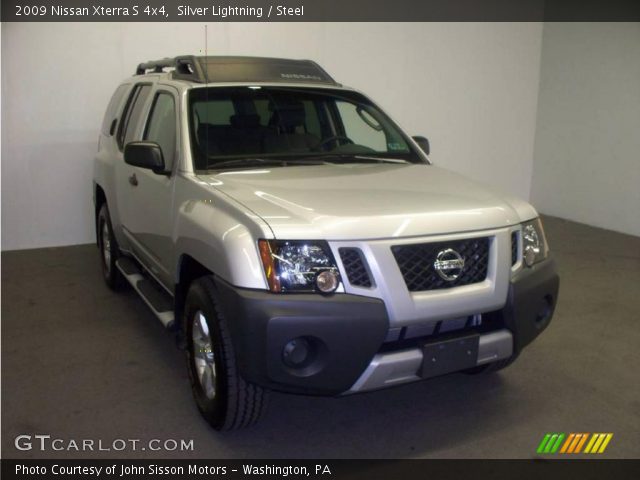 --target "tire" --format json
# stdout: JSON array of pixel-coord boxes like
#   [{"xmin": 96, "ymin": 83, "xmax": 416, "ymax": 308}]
[
  {"xmin": 464, "ymin": 353, "xmax": 519, "ymax": 375},
  {"xmin": 184, "ymin": 276, "xmax": 267, "ymax": 430},
  {"xmin": 97, "ymin": 203, "xmax": 125, "ymax": 290}
]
